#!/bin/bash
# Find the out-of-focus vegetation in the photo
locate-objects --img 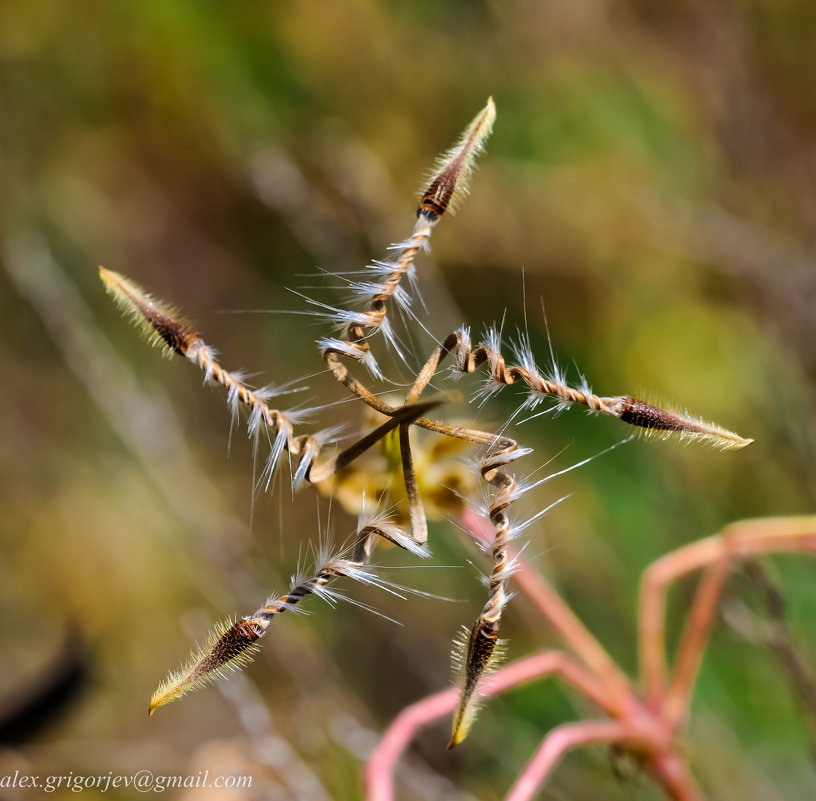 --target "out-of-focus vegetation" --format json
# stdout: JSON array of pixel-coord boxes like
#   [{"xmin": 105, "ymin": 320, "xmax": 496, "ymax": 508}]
[{"xmin": 2, "ymin": 2, "xmax": 816, "ymax": 799}]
